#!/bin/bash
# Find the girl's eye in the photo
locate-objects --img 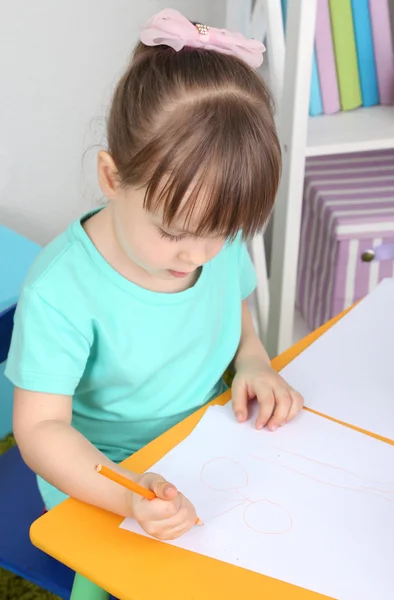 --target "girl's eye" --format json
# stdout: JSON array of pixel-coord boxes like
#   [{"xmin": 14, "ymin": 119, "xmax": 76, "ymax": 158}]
[{"xmin": 159, "ymin": 229, "xmax": 185, "ymax": 242}]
